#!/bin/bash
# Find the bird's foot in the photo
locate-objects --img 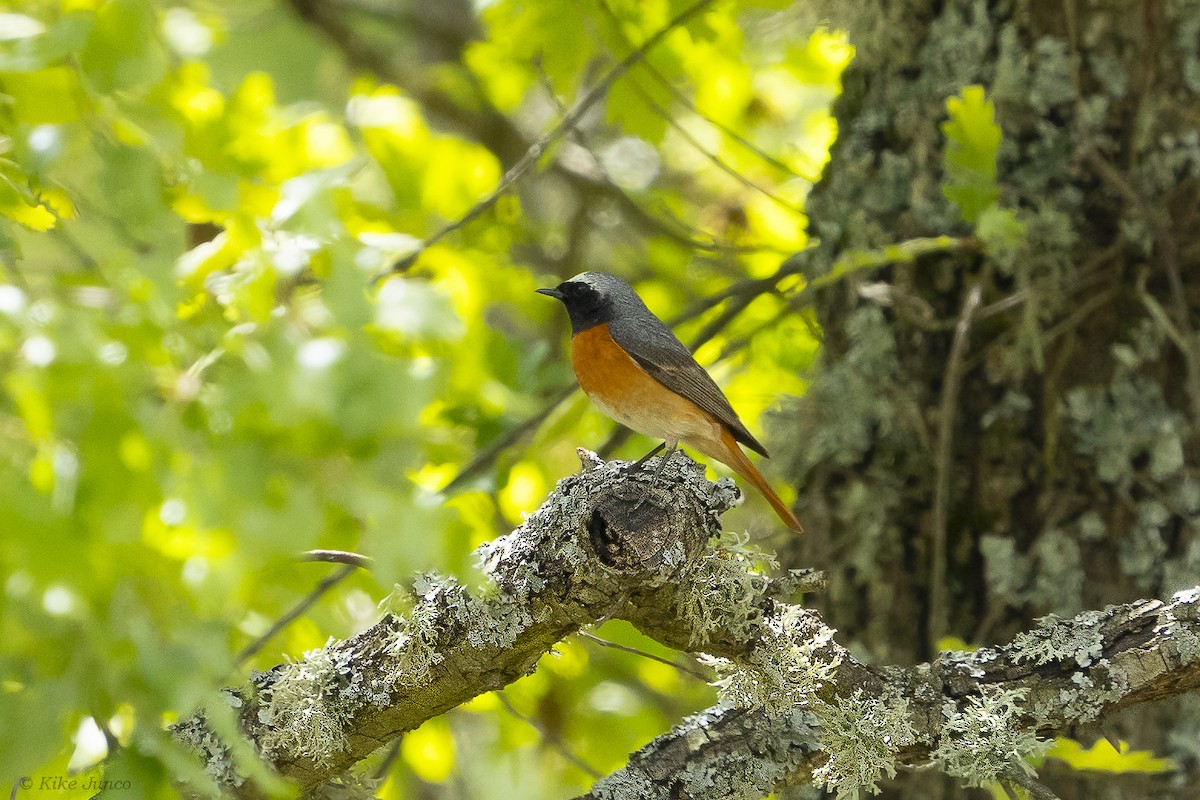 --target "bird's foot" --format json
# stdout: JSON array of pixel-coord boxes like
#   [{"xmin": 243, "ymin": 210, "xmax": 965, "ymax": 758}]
[{"xmin": 620, "ymin": 442, "xmax": 666, "ymax": 476}]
